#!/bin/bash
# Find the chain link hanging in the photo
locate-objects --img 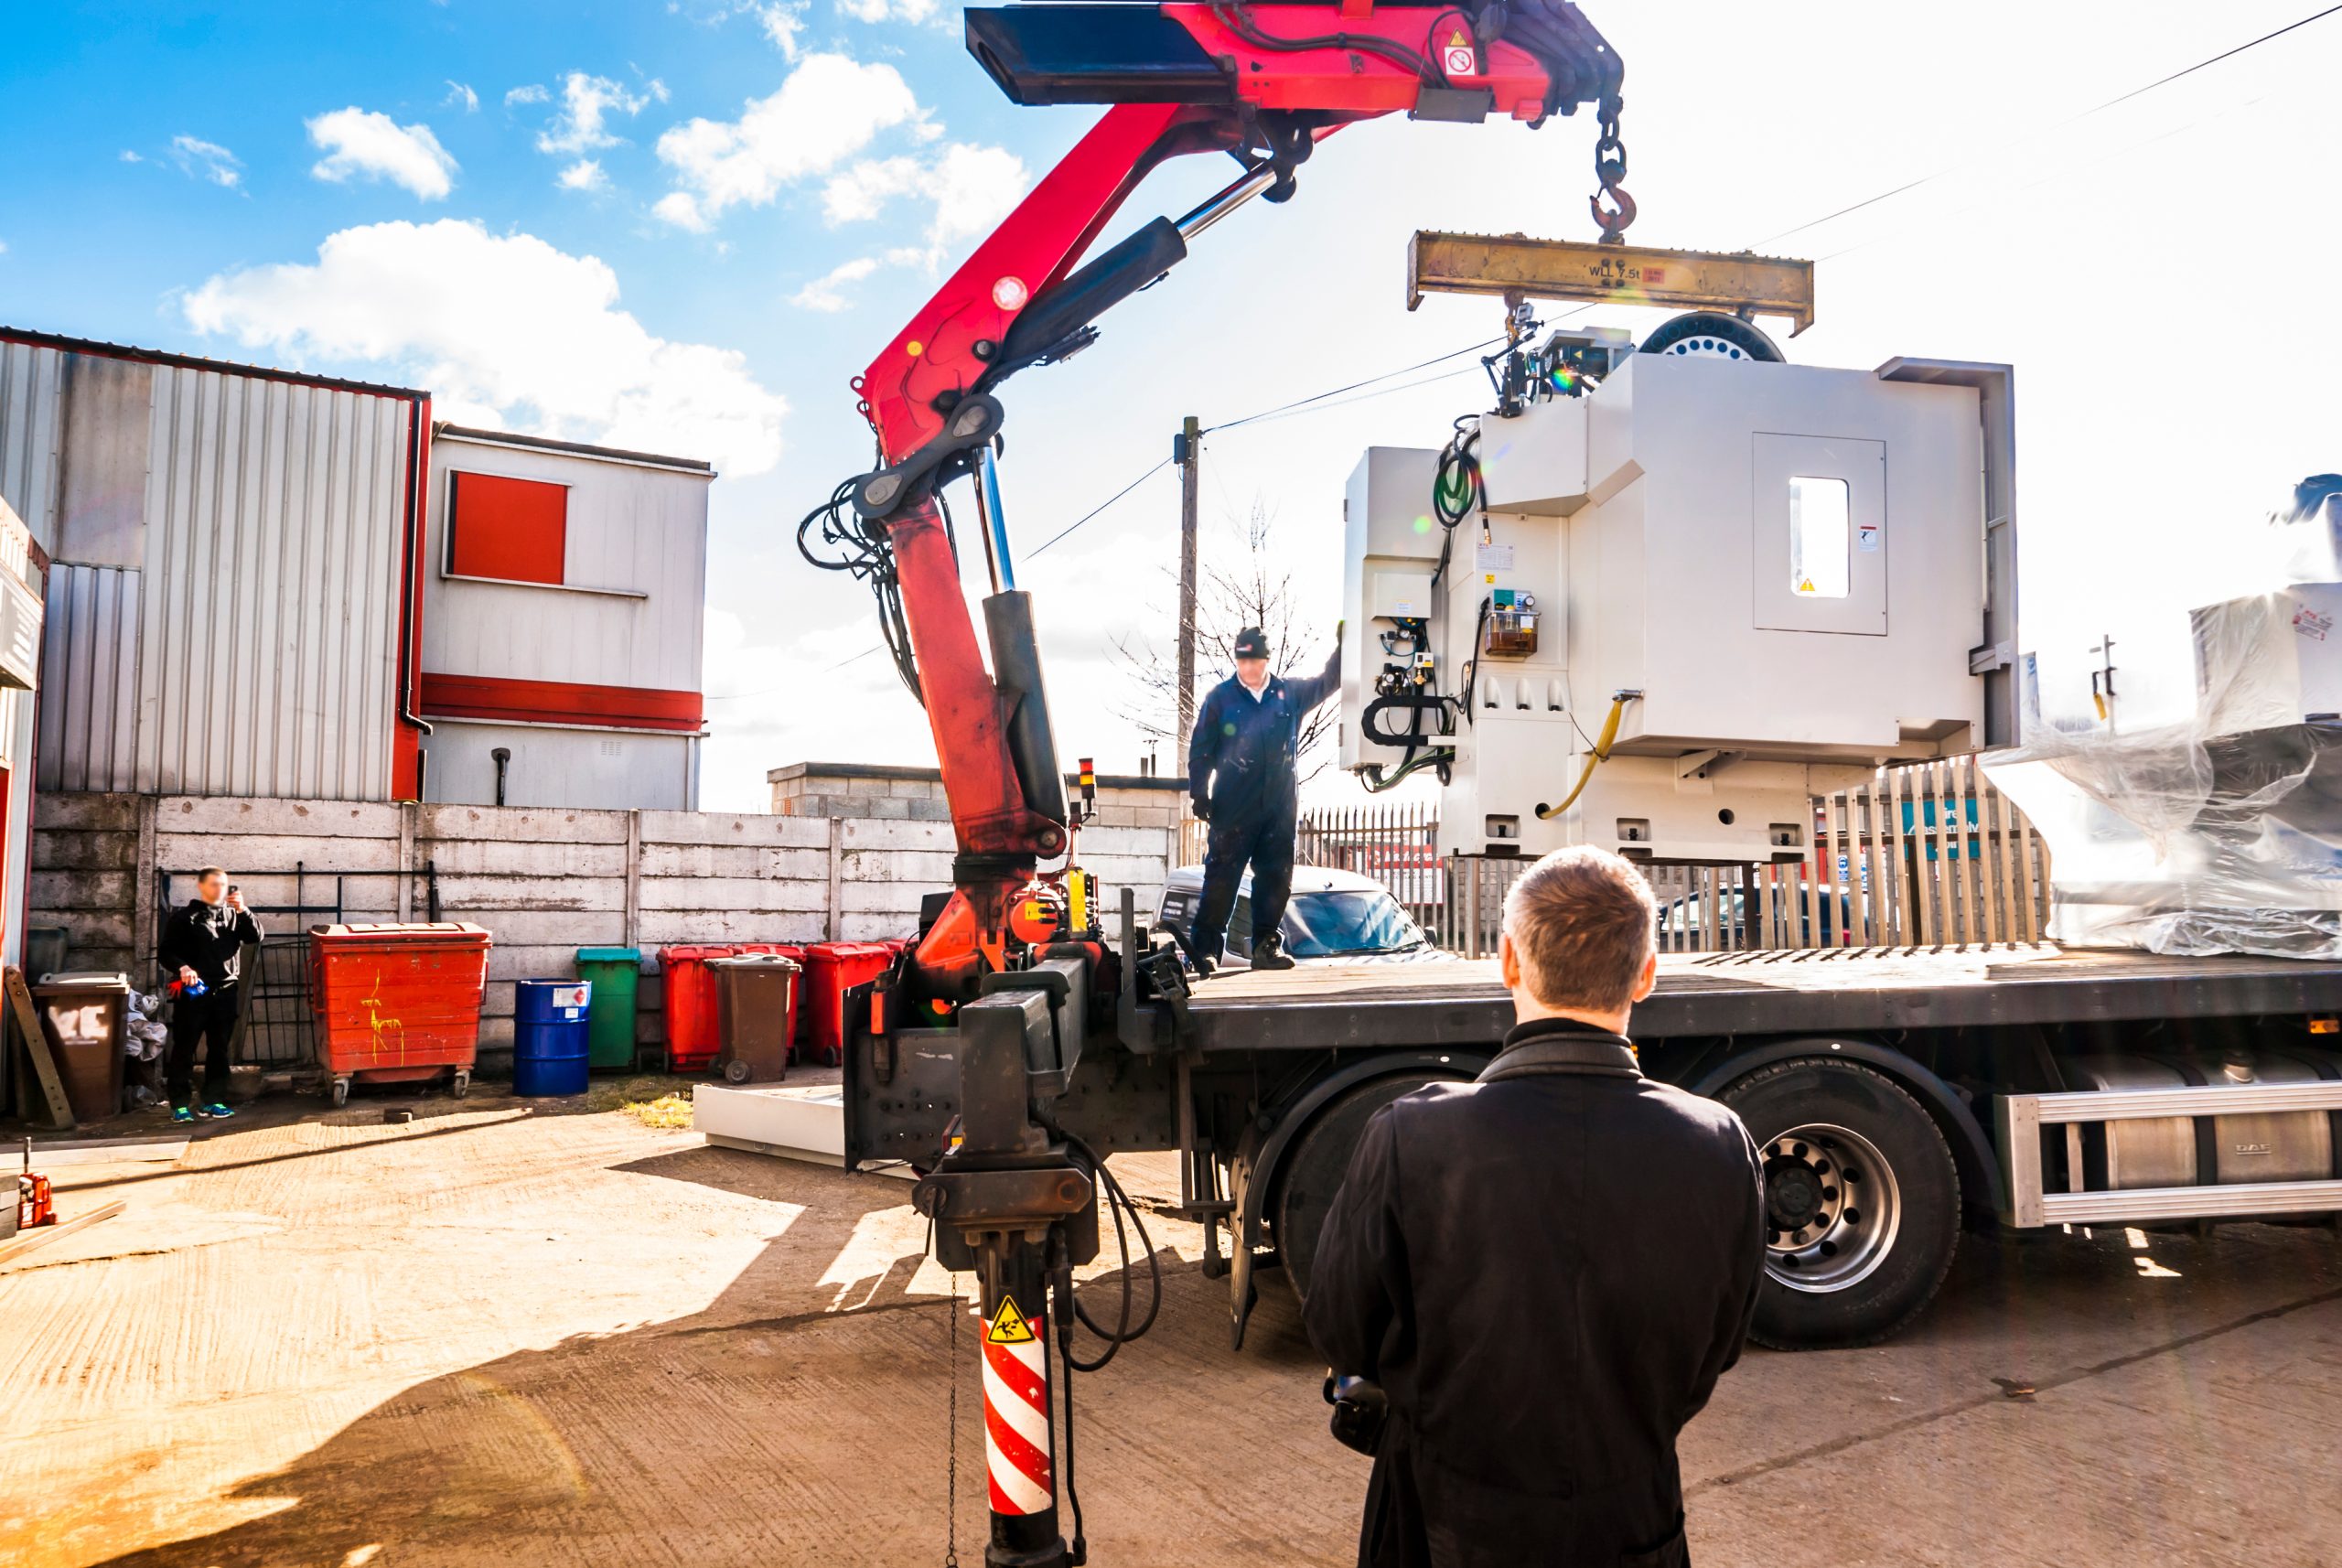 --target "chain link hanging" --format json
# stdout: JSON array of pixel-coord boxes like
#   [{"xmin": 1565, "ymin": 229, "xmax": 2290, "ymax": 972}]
[{"xmin": 1590, "ymin": 93, "xmax": 1636, "ymax": 244}]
